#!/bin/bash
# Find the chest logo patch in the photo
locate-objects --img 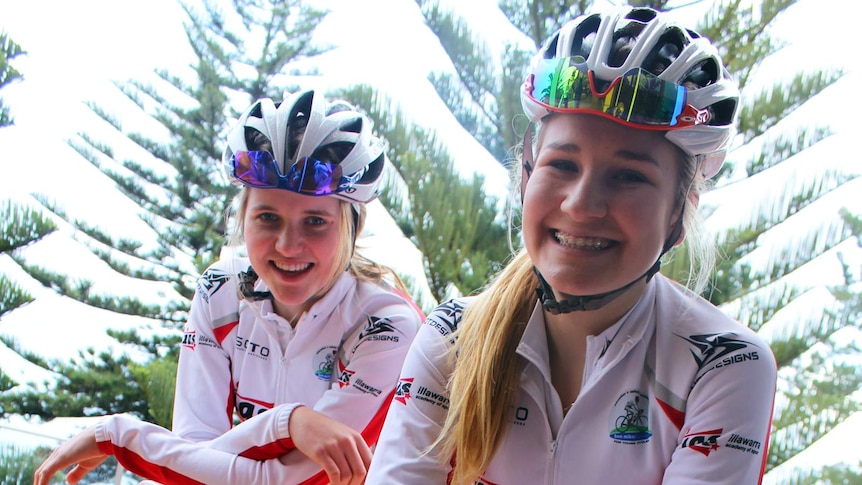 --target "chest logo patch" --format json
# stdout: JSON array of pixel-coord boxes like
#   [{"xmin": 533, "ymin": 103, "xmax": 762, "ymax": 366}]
[{"xmin": 609, "ymin": 389, "xmax": 652, "ymax": 444}]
